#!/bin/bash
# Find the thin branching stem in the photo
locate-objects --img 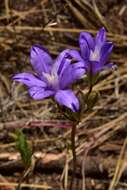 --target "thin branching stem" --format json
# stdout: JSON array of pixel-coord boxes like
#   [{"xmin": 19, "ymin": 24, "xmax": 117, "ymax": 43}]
[{"xmin": 82, "ymin": 81, "xmax": 93, "ymax": 190}]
